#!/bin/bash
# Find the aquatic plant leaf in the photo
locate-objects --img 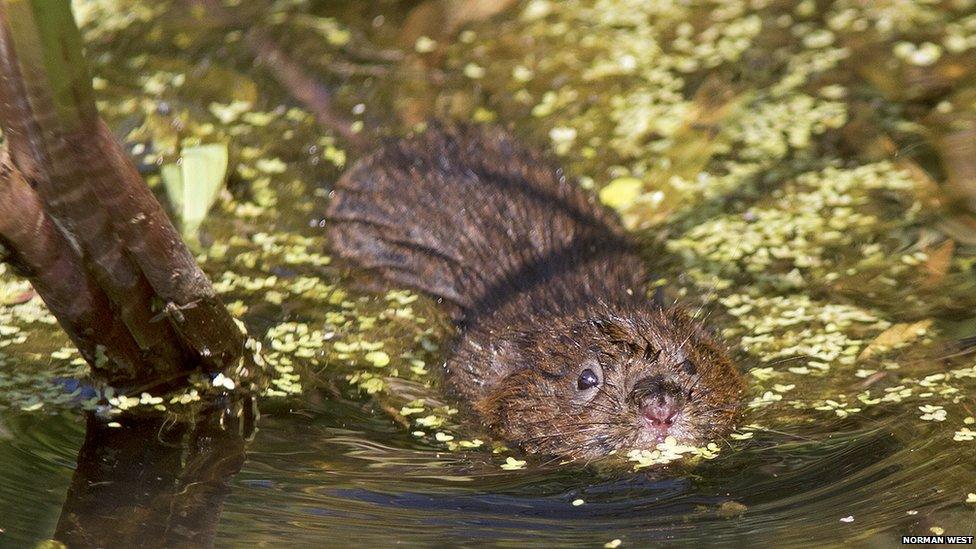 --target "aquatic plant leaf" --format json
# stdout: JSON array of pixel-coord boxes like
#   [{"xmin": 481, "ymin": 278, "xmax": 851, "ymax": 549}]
[{"xmin": 161, "ymin": 143, "xmax": 229, "ymax": 240}]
